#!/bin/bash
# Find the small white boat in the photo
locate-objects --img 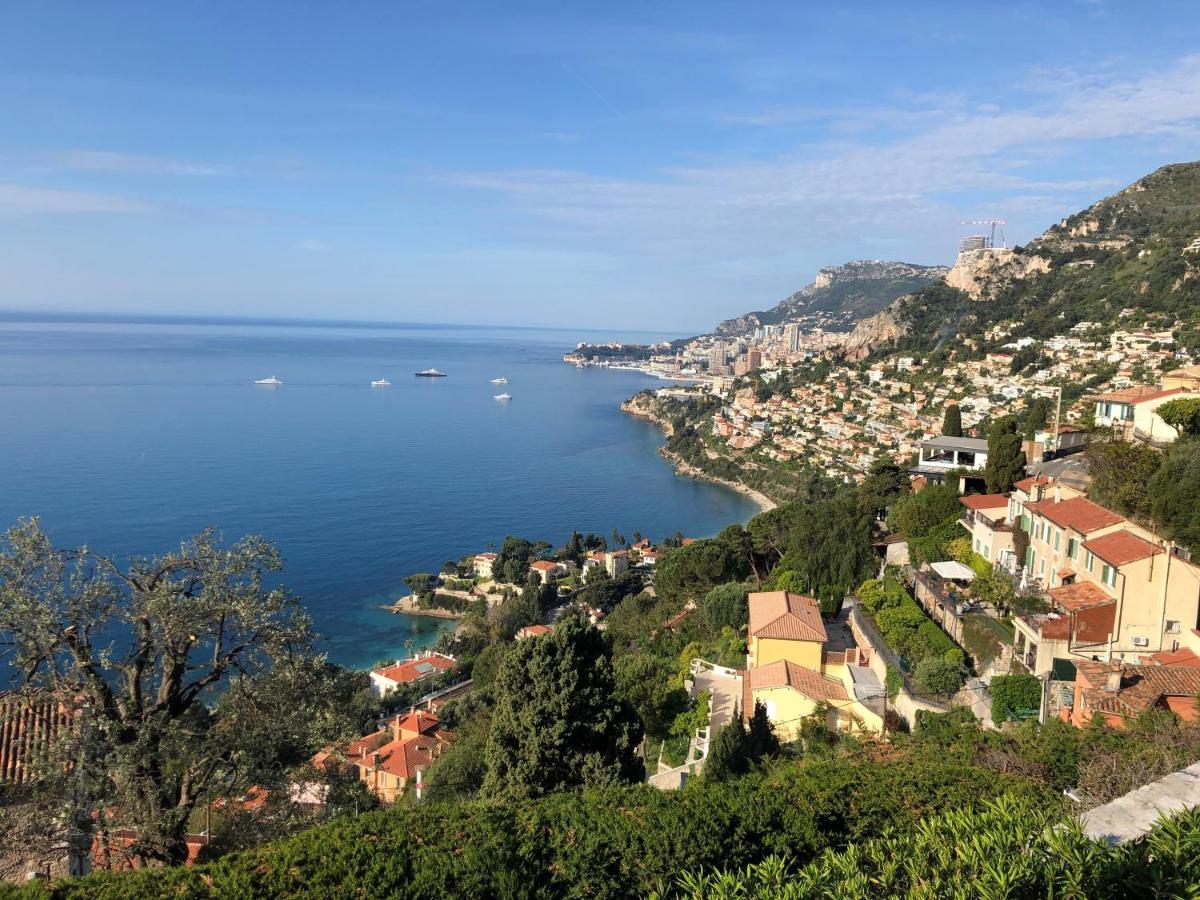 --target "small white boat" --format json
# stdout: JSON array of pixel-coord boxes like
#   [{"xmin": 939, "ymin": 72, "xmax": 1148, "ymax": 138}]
[
  {"xmin": 255, "ymin": 376, "xmax": 283, "ymax": 385},
  {"xmin": 371, "ymin": 379, "xmax": 391, "ymax": 387},
  {"xmin": 490, "ymin": 377, "xmax": 508, "ymax": 384},
  {"xmin": 494, "ymin": 392, "xmax": 512, "ymax": 401}
]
